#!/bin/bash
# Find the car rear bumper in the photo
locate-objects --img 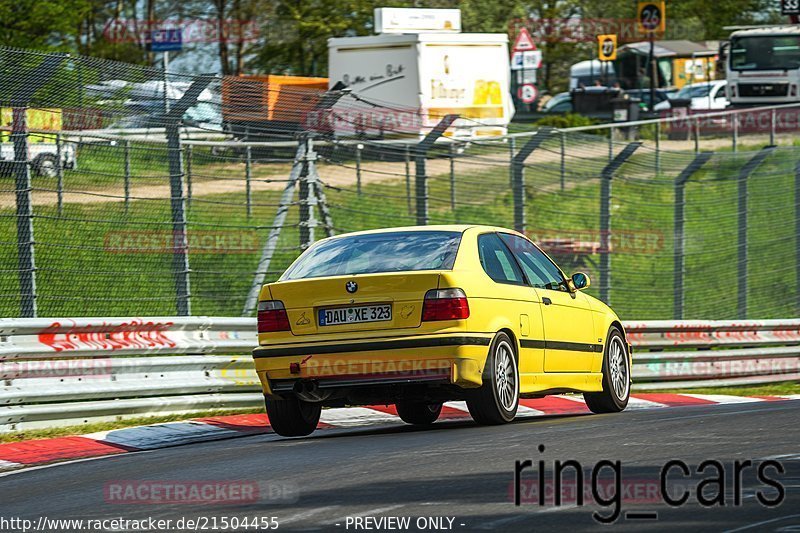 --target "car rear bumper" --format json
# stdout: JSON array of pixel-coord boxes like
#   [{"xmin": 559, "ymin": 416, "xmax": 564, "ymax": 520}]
[{"xmin": 252, "ymin": 333, "xmax": 494, "ymax": 396}]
